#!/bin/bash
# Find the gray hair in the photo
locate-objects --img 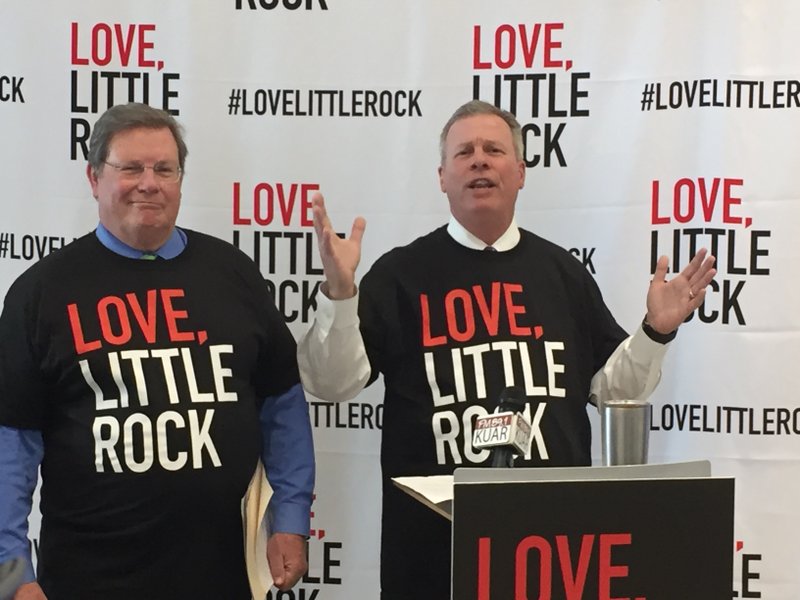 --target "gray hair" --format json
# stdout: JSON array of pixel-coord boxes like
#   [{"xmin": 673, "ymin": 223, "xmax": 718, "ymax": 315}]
[
  {"xmin": 439, "ymin": 100, "xmax": 523, "ymax": 163},
  {"xmin": 87, "ymin": 103, "xmax": 188, "ymax": 174}
]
